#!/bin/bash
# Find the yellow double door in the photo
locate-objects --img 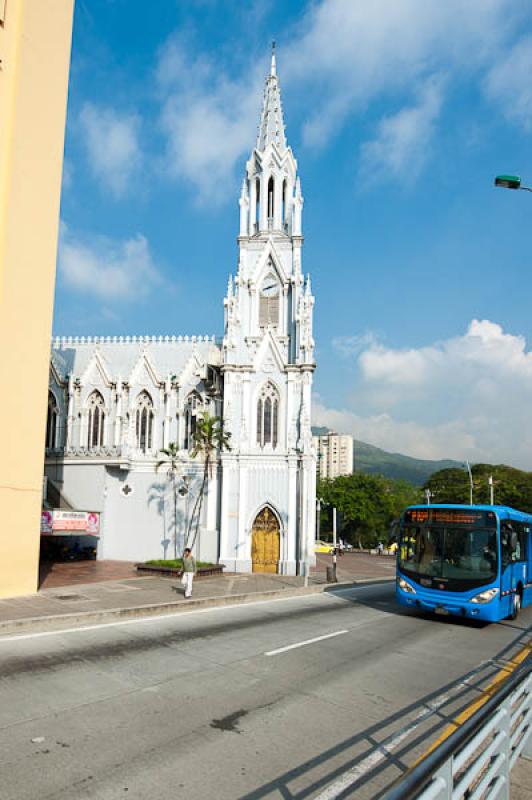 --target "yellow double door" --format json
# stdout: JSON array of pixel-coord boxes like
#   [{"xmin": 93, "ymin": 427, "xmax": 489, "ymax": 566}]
[{"xmin": 251, "ymin": 507, "xmax": 280, "ymax": 573}]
